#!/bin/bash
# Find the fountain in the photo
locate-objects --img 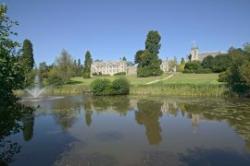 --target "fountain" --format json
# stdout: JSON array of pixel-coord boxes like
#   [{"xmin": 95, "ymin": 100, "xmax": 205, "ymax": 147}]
[
  {"xmin": 25, "ymin": 74, "xmax": 46, "ymax": 98},
  {"xmin": 23, "ymin": 74, "xmax": 63, "ymax": 102}
]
